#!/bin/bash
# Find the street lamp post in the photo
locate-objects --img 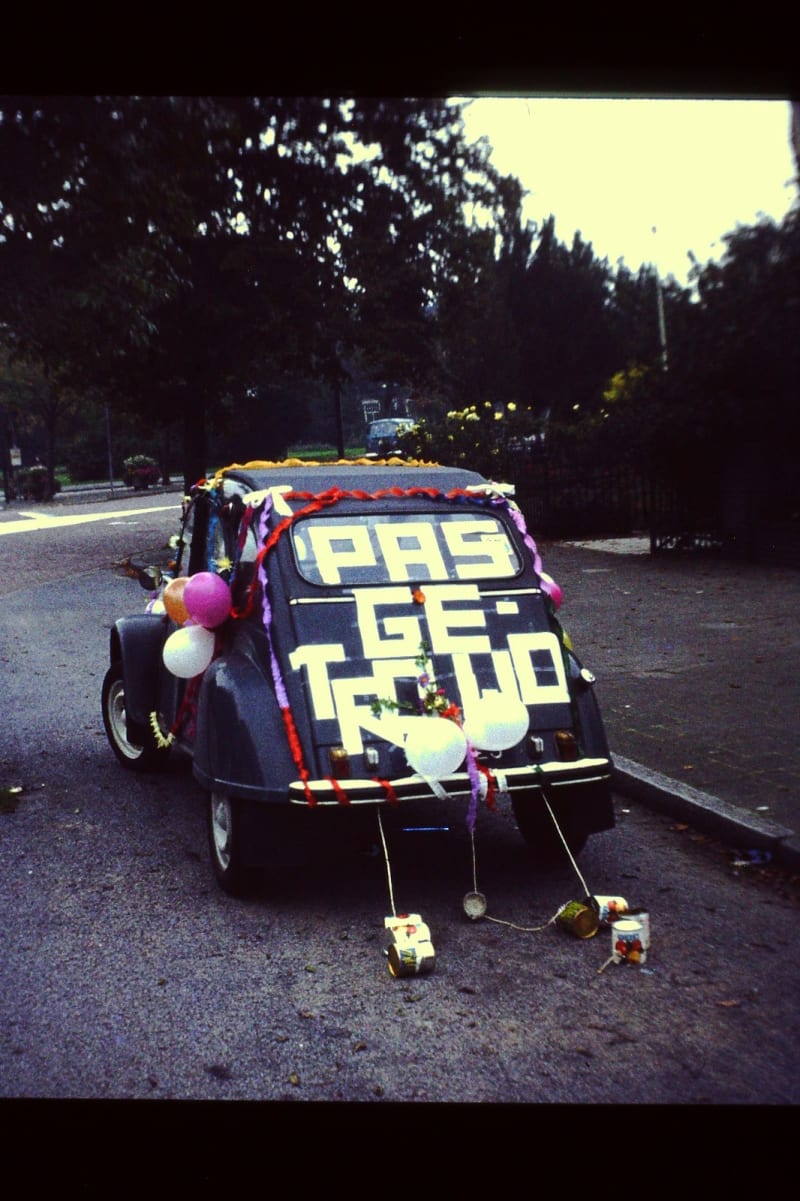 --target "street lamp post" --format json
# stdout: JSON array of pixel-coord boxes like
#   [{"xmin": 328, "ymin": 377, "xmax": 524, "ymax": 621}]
[
  {"xmin": 652, "ymin": 226, "xmax": 668, "ymax": 371},
  {"xmin": 655, "ymin": 272, "xmax": 668, "ymax": 371}
]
